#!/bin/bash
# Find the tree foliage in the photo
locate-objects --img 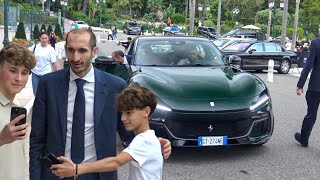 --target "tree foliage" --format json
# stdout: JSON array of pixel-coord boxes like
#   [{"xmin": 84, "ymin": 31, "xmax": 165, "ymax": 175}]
[
  {"xmin": 33, "ymin": 25, "xmax": 40, "ymax": 40},
  {"xmin": 15, "ymin": 22, "xmax": 26, "ymax": 40}
]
